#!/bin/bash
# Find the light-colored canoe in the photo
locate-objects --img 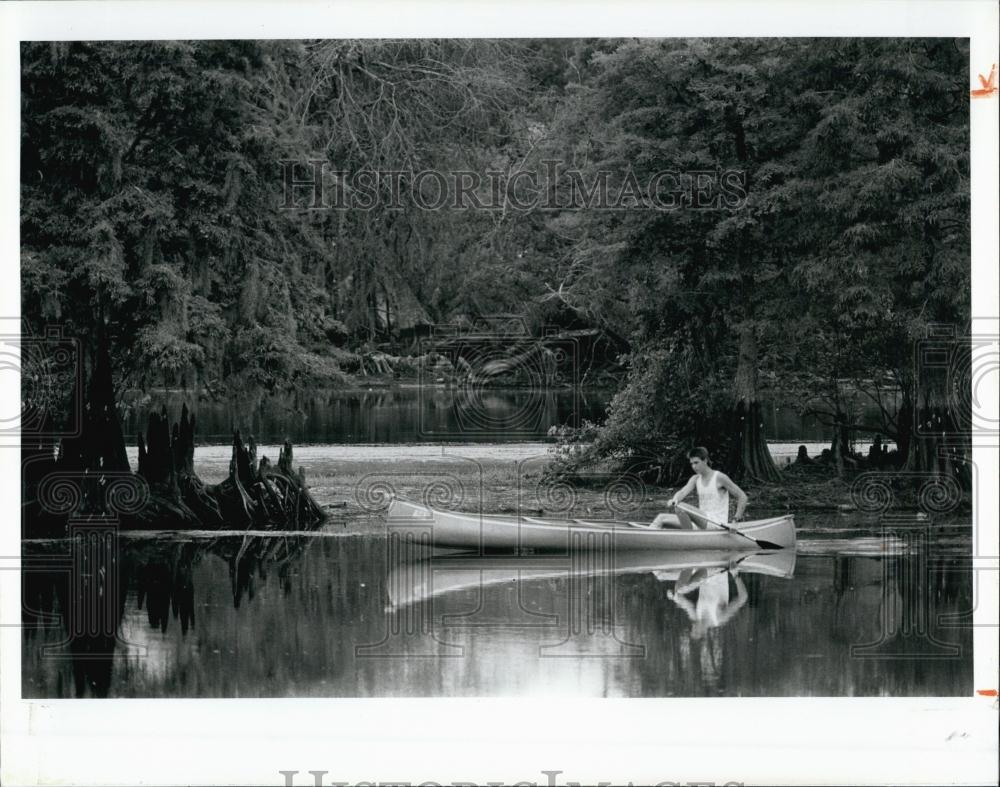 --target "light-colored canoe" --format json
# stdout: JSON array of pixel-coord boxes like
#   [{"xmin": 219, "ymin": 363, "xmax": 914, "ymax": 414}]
[
  {"xmin": 386, "ymin": 549, "xmax": 796, "ymax": 609},
  {"xmin": 386, "ymin": 498, "xmax": 796, "ymax": 552}
]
